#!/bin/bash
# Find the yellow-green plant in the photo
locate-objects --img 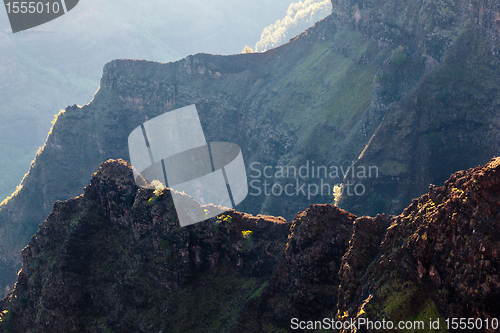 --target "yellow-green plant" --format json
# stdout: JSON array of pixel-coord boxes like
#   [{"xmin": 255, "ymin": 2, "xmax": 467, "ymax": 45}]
[
  {"xmin": 146, "ymin": 180, "xmax": 165, "ymax": 204},
  {"xmin": 151, "ymin": 179, "xmax": 165, "ymax": 196},
  {"xmin": 333, "ymin": 184, "xmax": 343, "ymax": 206},
  {"xmin": 216, "ymin": 214, "xmax": 232, "ymax": 224}
]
